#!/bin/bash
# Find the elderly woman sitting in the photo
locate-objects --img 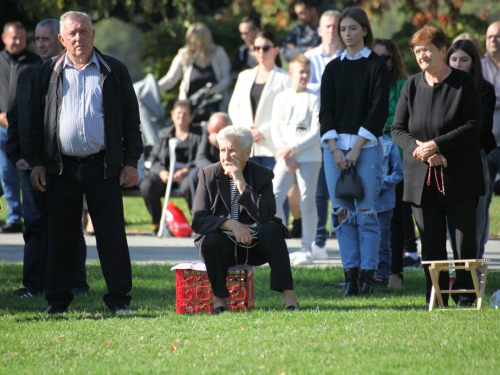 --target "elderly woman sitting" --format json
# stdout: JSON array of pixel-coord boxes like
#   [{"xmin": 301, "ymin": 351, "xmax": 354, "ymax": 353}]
[{"xmin": 191, "ymin": 126, "xmax": 299, "ymax": 314}]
